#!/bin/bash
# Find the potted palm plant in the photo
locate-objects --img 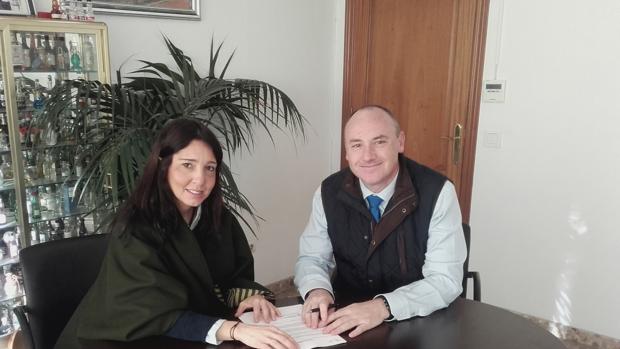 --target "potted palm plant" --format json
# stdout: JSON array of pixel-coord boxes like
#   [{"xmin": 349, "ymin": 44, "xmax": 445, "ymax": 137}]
[{"xmin": 32, "ymin": 37, "xmax": 306, "ymax": 234}]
